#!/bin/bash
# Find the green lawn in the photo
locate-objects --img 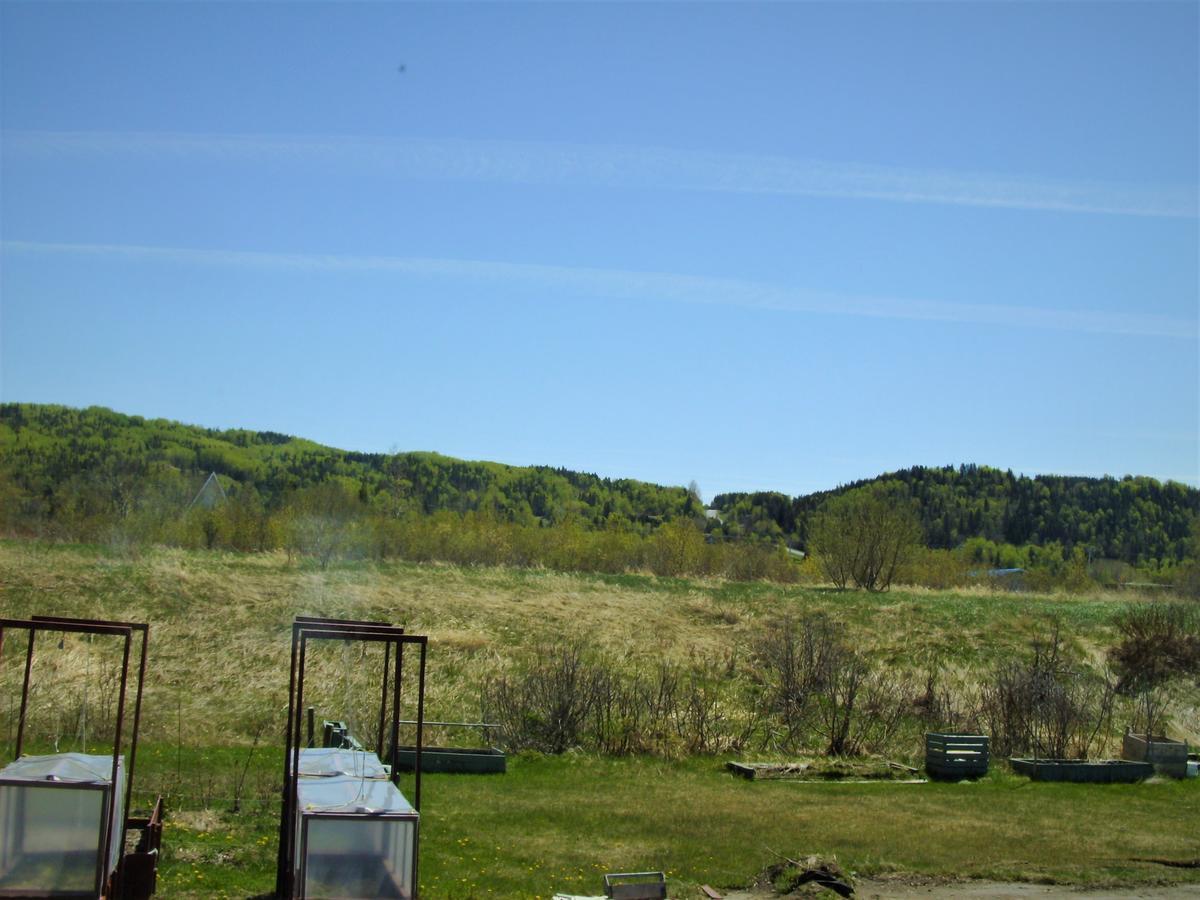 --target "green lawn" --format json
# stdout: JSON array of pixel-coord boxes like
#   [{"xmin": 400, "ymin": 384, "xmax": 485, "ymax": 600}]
[{"xmin": 133, "ymin": 749, "xmax": 1200, "ymax": 899}]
